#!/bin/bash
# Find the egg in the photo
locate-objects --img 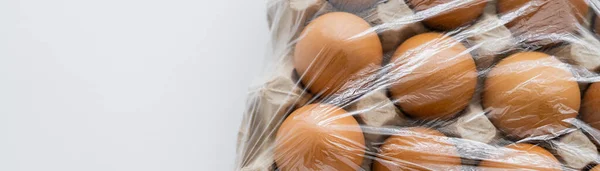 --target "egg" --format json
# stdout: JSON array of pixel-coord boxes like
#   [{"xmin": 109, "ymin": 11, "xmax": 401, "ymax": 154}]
[
  {"xmin": 483, "ymin": 52, "xmax": 580, "ymax": 139},
  {"xmin": 294, "ymin": 12, "xmax": 383, "ymax": 97},
  {"xmin": 373, "ymin": 127, "xmax": 461, "ymax": 171},
  {"xmin": 329, "ymin": 0, "xmax": 379, "ymax": 12},
  {"xmin": 591, "ymin": 165, "xmax": 600, "ymax": 171},
  {"xmin": 478, "ymin": 143, "xmax": 561, "ymax": 170},
  {"xmin": 274, "ymin": 104, "xmax": 365, "ymax": 171},
  {"xmin": 581, "ymin": 83, "xmax": 600, "ymax": 130},
  {"xmin": 497, "ymin": 0, "xmax": 588, "ymax": 46},
  {"xmin": 406, "ymin": 0, "xmax": 487, "ymax": 30},
  {"xmin": 389, "ymin": 32, "xmax": 477, "ymax": 120}
]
